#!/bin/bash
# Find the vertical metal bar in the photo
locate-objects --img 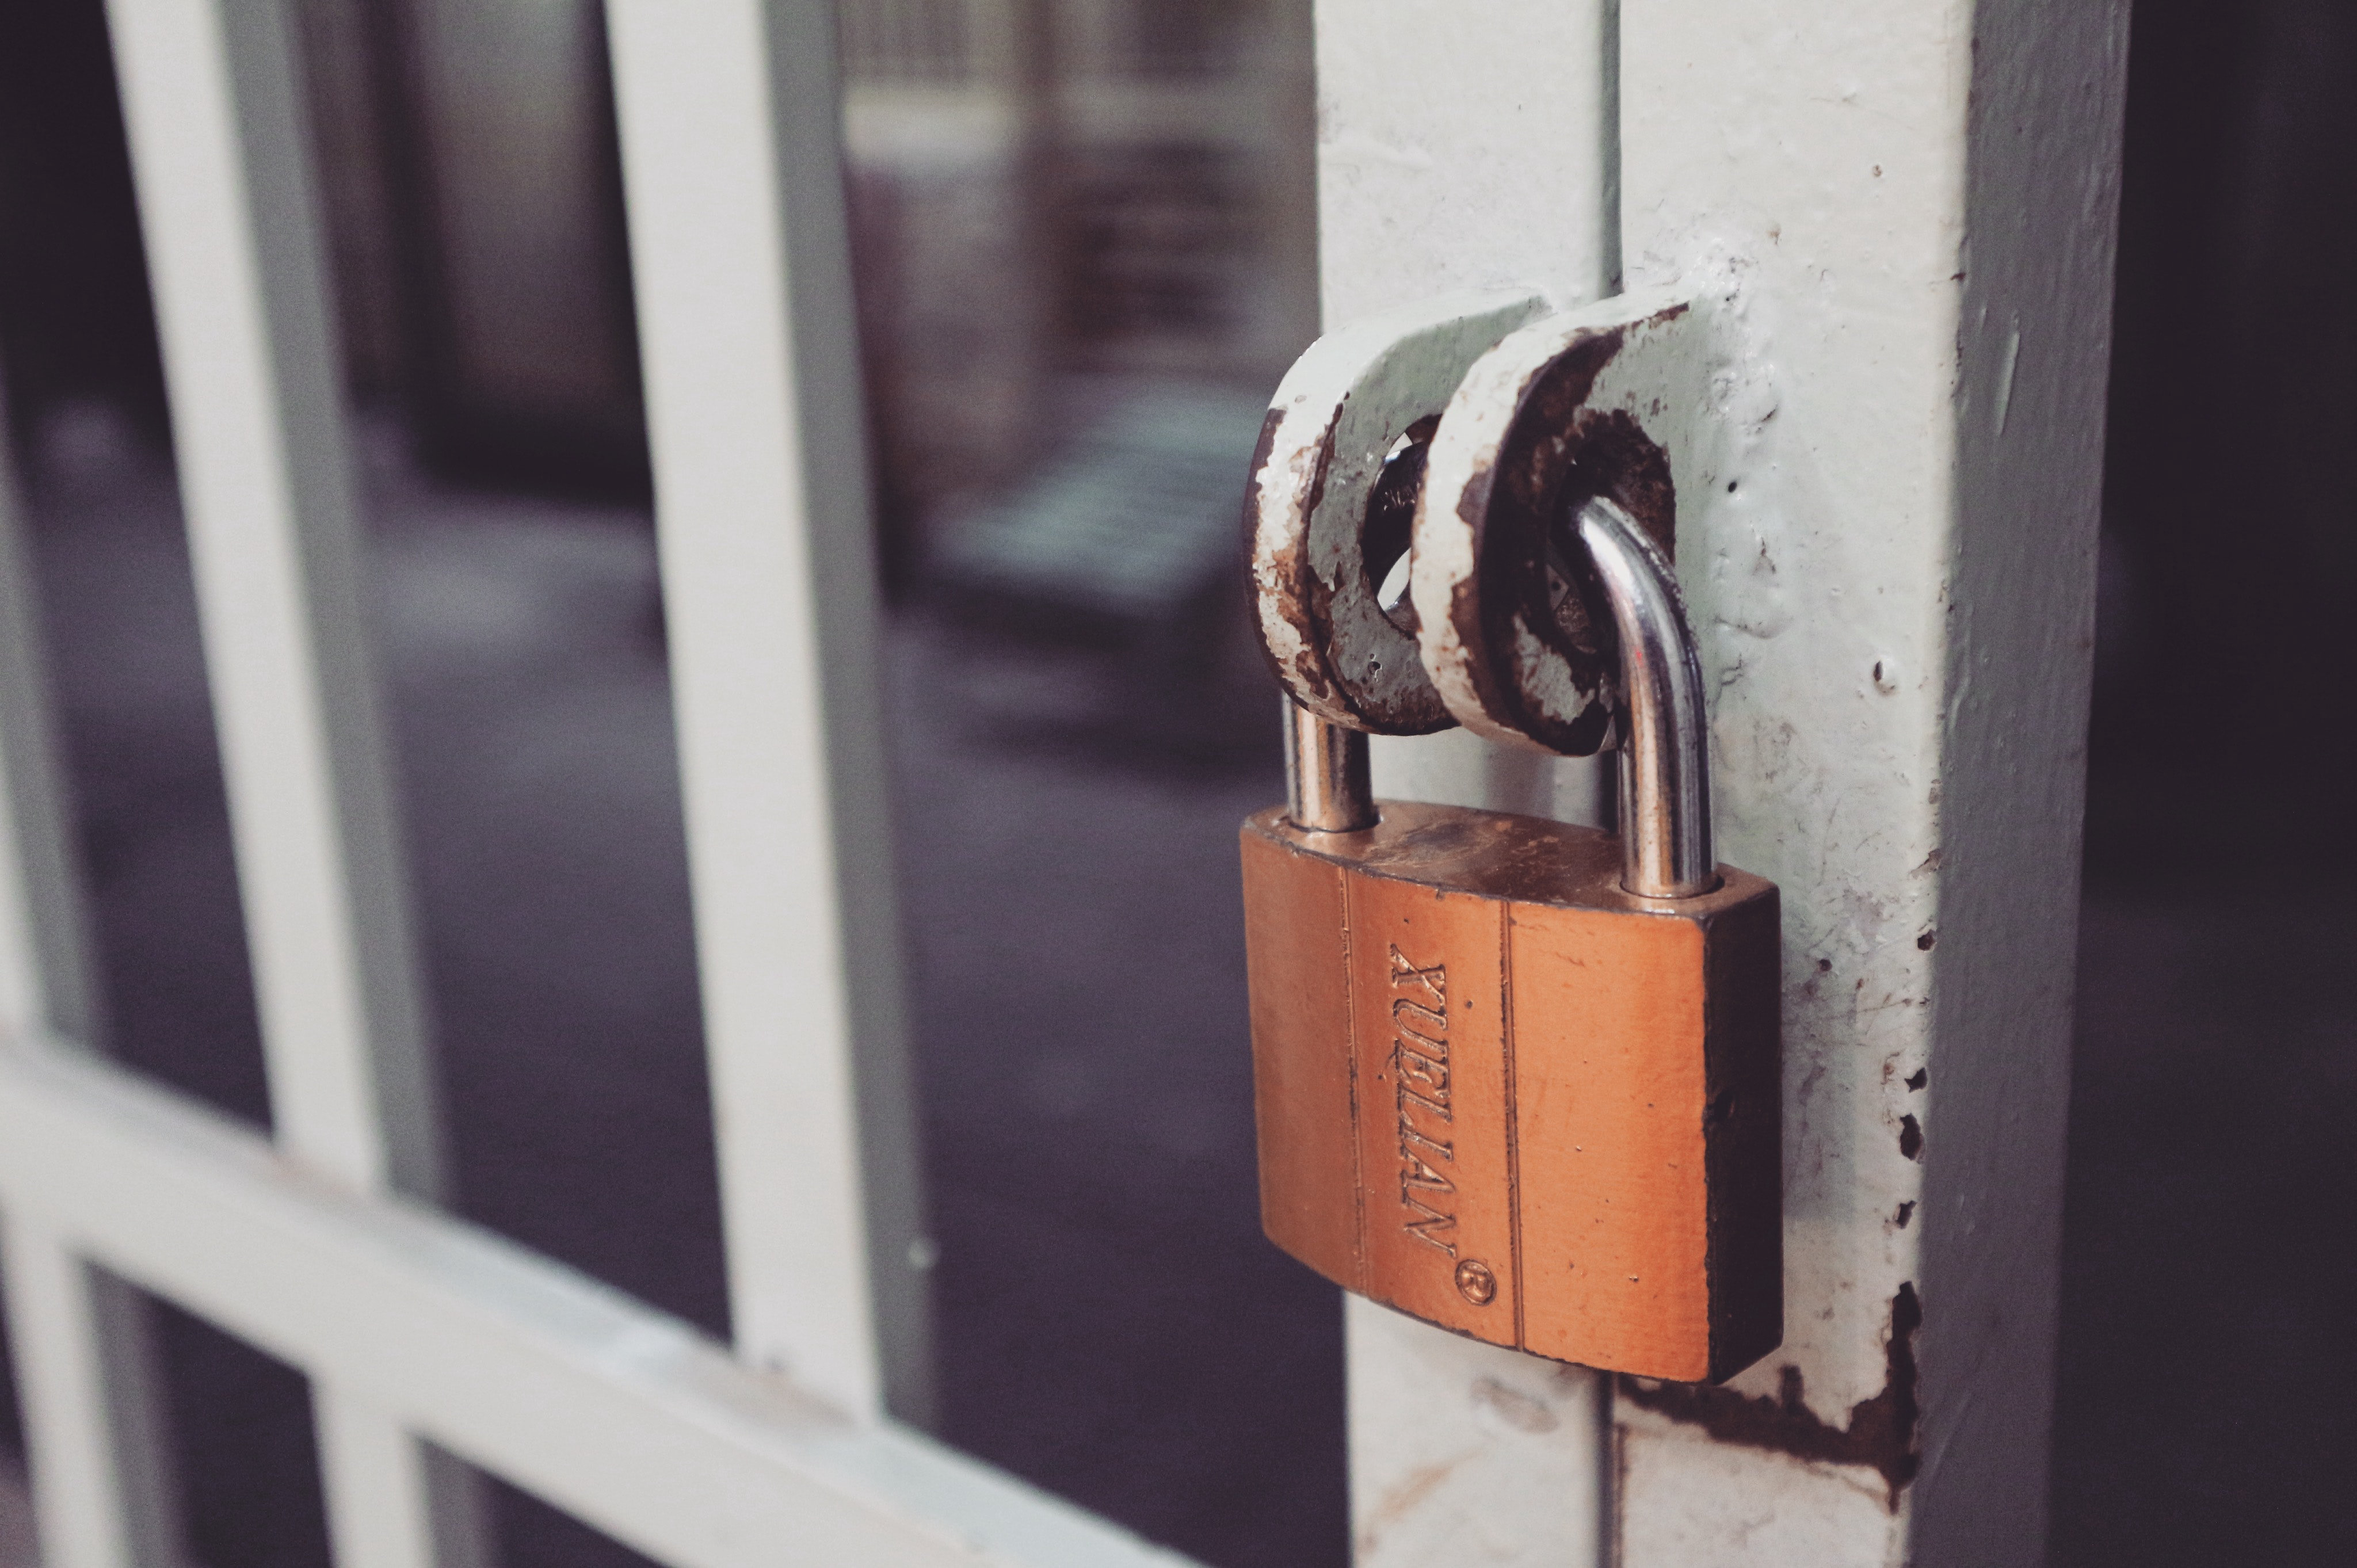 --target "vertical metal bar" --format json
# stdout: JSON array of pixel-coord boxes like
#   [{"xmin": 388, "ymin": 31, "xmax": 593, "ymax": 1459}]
[
  {"xmin": 102, "ymin": 0, "xmax": 437, "ymax": 1201},
  {"xmin": 0, "ymin": 353, "xmax": 180, "ymax": 1568},
  {"xmin": 1608, "ymin": 4, "xmax": 2127, "ymax": 1563},
  {"xmin": 1317, "ymin": 2, "xmax": 1618, "ymax": 1562},
  {"xmin": 605, "ymin": 0, "xmax": 933, "ymax": 1424},
  {"xmin": 0, "ymin": 1225, "xmax": 180, "ymax": 1568},
  {"xmin": 0, "ymin": 393, "xmax": 103, "ymax": 1055},
  {"xmin": 314, "ymin": 1395, "xmax": 490, "ymax": 1568},
  {"xmin": 98, "ymin": 0, "xmax": 491, "ymax": 1562}
]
